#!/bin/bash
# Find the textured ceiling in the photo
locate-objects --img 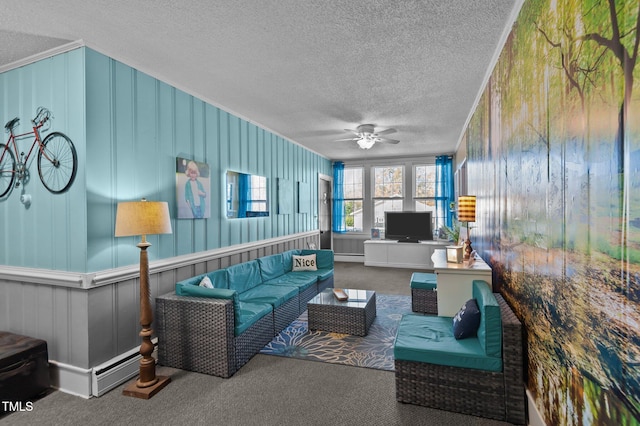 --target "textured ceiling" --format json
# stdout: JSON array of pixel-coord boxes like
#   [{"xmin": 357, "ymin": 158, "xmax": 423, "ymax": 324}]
[{"xmin": 0, "ymin": 1, "xmax": 520, "ymax": 161}]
